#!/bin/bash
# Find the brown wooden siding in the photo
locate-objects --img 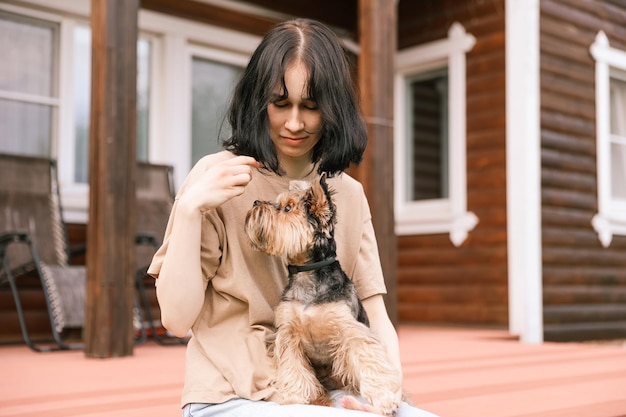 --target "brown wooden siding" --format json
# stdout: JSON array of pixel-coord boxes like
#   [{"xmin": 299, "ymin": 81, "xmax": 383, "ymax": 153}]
[
  {"xmin": 396, "ymin": 0, "xmax": 508, "ymax": 326},
  {"xmin": 540, "ymin": 0, "xmax": 626, "ymax": 341}
]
